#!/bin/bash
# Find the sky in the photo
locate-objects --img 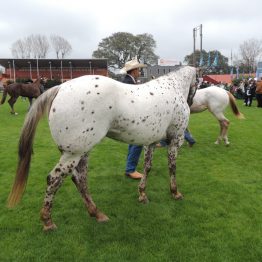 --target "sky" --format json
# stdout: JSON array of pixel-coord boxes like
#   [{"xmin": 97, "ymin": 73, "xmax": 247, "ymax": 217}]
[{"xmin": 0, "ymin": 0, "xmax": 261, "ymax": 65}]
